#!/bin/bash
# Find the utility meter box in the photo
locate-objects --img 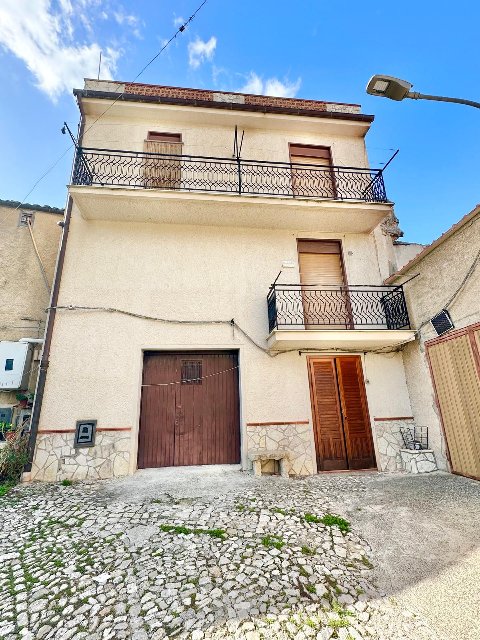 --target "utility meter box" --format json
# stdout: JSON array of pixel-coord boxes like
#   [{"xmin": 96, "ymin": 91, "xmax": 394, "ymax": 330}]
[{"xmin": 0, "ymin": 342, "xmax": 33, "ymax": 390}]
